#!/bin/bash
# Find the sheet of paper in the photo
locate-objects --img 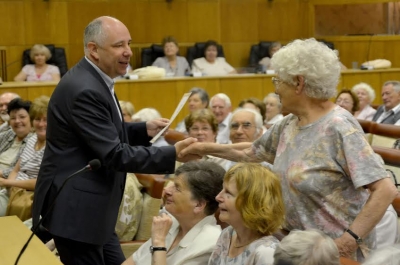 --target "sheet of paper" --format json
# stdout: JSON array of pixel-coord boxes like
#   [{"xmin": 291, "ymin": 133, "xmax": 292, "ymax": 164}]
[{"xmin": 150, "ymin": 92, "xmax": 192, "ymax": 143}]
